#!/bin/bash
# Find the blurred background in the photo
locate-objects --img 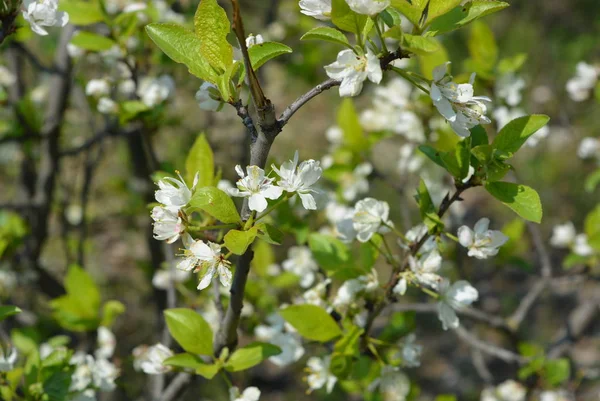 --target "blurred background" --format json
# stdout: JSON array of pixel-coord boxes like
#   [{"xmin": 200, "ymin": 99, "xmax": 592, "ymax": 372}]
[{"xmin": 0, "ymin": 0, "xmax": 599, "ymax": 400}]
